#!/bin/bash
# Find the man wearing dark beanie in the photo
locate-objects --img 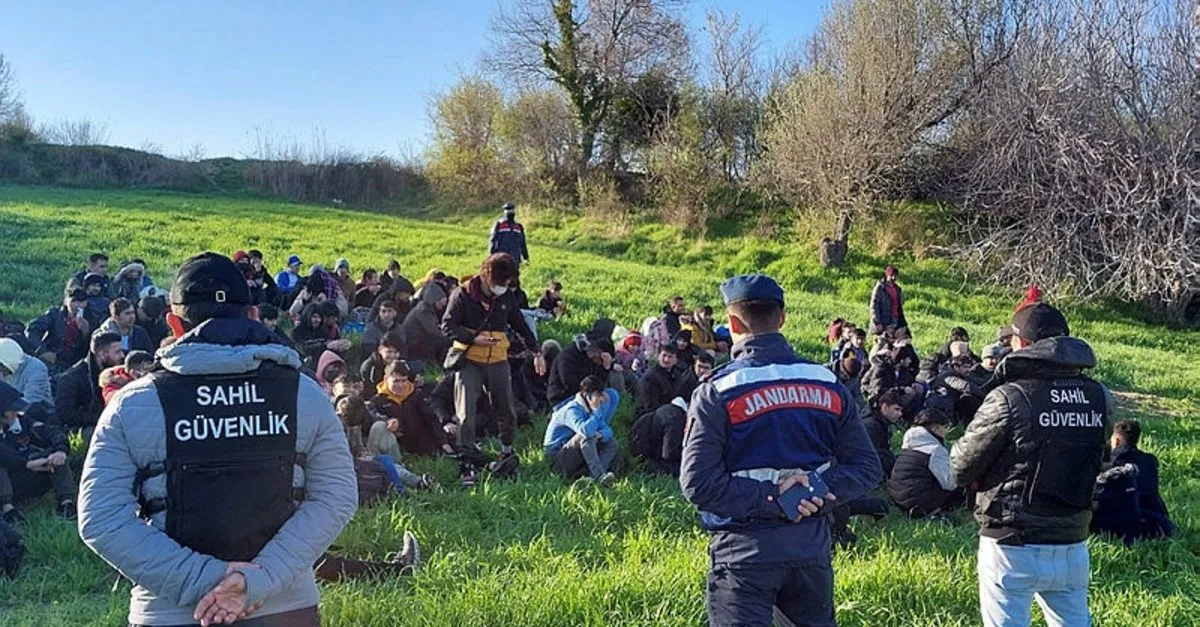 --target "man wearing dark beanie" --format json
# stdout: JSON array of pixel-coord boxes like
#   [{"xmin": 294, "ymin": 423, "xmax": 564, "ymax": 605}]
[
  {"xmin": 951, "ymin": 303, "xmax": 1112, "ymax": 627},
  {"xmin": 77, "ymin": 252, "xmax": 359, "ymax": 626}
]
